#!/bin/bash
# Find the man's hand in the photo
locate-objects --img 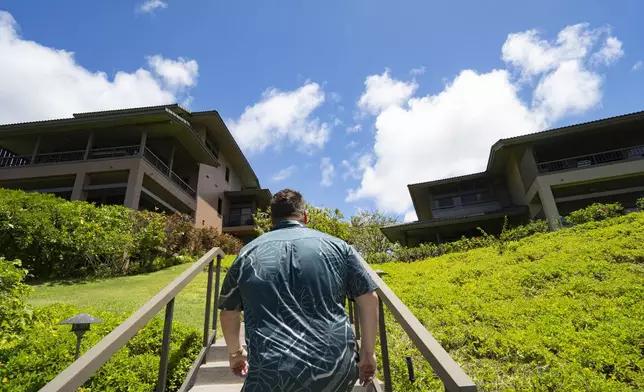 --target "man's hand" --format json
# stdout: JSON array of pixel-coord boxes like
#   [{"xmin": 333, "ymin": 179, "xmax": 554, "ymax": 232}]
[
  {"xmin": 359, "ymin": 351, "xmax": 377, "ymax": 386},
  {"xmin": 229, "ymin": 348, "xmax": 248, "ymax": 377}
]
